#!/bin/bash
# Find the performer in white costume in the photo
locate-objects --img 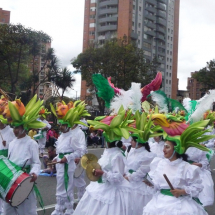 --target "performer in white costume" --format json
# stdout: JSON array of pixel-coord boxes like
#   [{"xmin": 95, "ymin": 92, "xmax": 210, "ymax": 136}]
[
  {"xmin": 124, "ymin": 136, "xmax": 155, "ymax": 215},
  {"xmin": 2, "ymin": 95, "xmax": 44, "ymax": 215},
  {"xmin": 73, "ymin": 140, "xmax": 132, "ymax": 215},
  {"xmin": 50, "ymin": 100, "xmax": 90, "ymax": 215},
  {"xmin": 149, "ymin": 135, "xmax": 165, "ymax": 158},
  {"xmin": 186, "ymin": 147, "xmax": 214, "ymax": 206},
  {"xmin": 142, "ymin": 118, "xmax": 214, "ymax": 215},
  {"xmin": 73, "ymin": 127, "xmax": 87, "ymax": 202},
  {"xmin": 37, "ymin": 112, "xmax": 51, "ymax": 157},
  {"xmin": 0, "ymin": 121, "xmax": 15, "ymax": 214}
]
